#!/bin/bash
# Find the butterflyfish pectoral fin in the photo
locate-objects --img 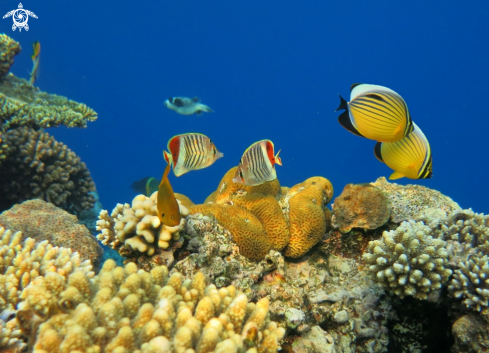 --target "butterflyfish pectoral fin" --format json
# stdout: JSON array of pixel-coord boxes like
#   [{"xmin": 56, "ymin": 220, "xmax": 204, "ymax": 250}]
[
  {"xmin": 275, "ymin": 149, "xmax": 282, "ymax": 166},
  {"xmin": 373, "ymin": 142, "xmax": 384, "ymax": 163},
  {"xmin": 389, "ymin": 171, "xmax": 405, "ymax": 180}
]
